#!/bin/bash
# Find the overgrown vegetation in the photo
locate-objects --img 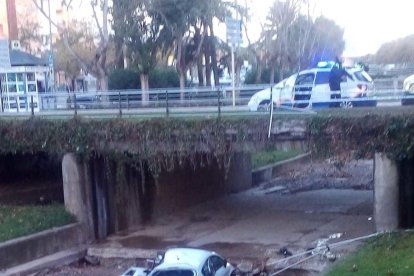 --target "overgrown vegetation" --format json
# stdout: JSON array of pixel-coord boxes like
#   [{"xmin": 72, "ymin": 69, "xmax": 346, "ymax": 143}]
[
  {"xmin": 0, "ymin": 112, "xmax": 413, "ymax": 176},
  {"xmin": 0, "ymin": 205, "xmax": 75, "ymax": 242},
  {"xmin": 251, "ymin": 149, "xmax": 304, "ymax": 169},
  {"xmin": 108, "ymin": 67, "xmax": 180, "ymax": 90},
  {"xmin": 326, "ymin": 231, "xmax": 414, "ymax": 275}
]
